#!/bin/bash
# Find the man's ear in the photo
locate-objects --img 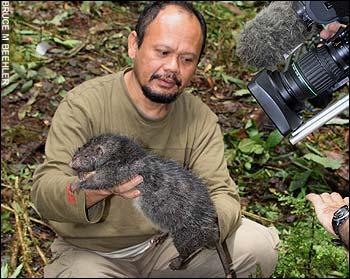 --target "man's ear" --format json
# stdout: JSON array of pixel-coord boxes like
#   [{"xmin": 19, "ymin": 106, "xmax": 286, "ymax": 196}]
[{"xmin": 128, "ymin": 31, "xmax": 138, "ymax": 59}]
